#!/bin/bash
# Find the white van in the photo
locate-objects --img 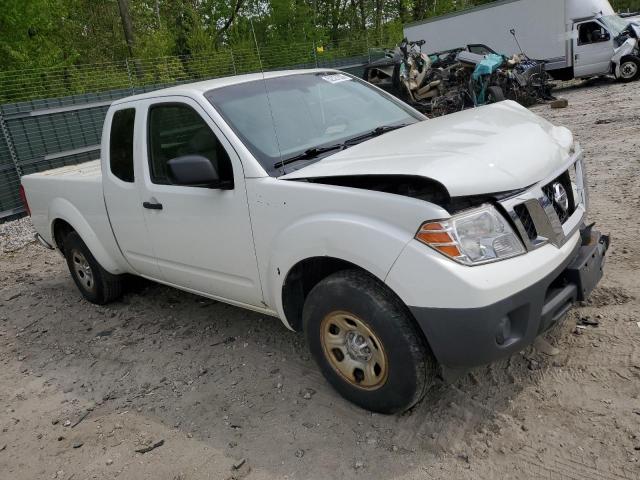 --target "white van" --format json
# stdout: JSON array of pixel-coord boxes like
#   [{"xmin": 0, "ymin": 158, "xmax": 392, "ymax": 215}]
[{"xmin": 405, "ymin": 0, "xmax": 640, "ymax": 82}]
